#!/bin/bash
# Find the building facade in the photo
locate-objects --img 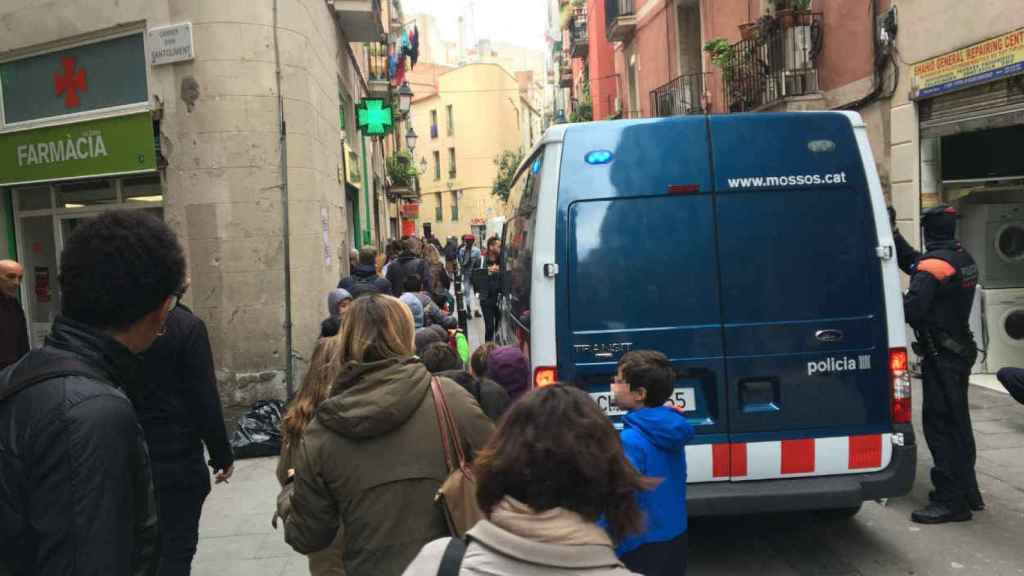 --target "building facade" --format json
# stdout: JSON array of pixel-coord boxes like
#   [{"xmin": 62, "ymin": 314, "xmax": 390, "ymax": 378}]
[
  {"xmin": 0, "ymin": 0, "xmax": 398, "ymax": 405},
  {"xmin": 410, "ymin": 64, "xmax": 536, "ymax": 242}
]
